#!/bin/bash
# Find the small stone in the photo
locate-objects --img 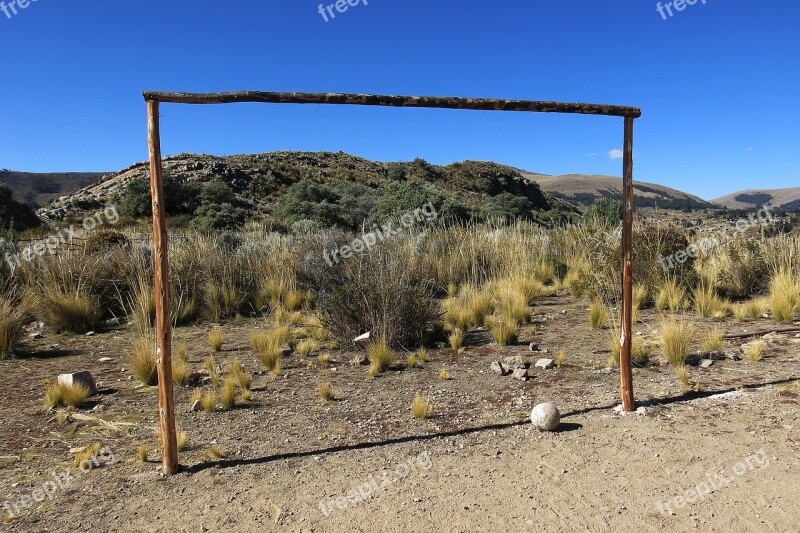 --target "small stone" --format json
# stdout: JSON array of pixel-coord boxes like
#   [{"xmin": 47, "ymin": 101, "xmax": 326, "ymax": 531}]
[
  {"xmin": 190, "ymin": 400, "xmax": 202, "ymax": 412},
  {"xmin": 354, "ymin": 332, "xmax": 371, "ymax": 343},
  {"xmin": 530, "ymin": 403, "xmax": 561, "ymax": 431},
  {"xmin": 29, "ymin": 332, "xmax": 43, "ymax": 339},
  {"xmin": 85, "ymin": 331, "xmax": 95, "ymax": 337},
  {"xmin": 594, "ymin": 367, "xmax": 615, "ymax": 375},
  {"xmin": 58, "ymin": 371, "xmax": 97, "ymax": 396},
  {"xmin": 98, "ymin": 357, "xmax": 114, "ymax": 363},
  {"xmin": 502, "ymin": 355, "xmax": 530, "ymax": 370},
  {"xmin": 490, "ymin": 361, "xmax": 509, "ymax": 376},
  {"xmin": 700, "ymin": 359, "xmax": 714, "ymax": 368},
  {"xmin": 528, "ymin": 343, "xmax": 539, "ymax": 352},
  {"xmin": 512, "ymin": 368, "xmax": 529, "ymax": 381},
  {"xmin": 535, "ymin": 358, "xmax": 555, "ymax": 370}
]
